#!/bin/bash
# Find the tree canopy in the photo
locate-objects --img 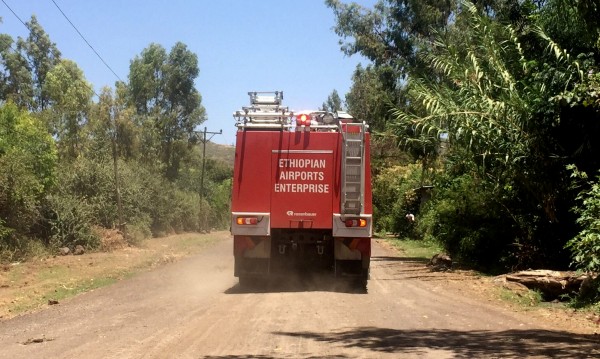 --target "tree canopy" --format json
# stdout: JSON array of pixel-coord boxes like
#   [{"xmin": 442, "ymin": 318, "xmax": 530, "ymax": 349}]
[
  {"xmin": 0, "ymin": 17, "xmax": 228, "ymax": 261},
  {"xmin": 329, "ymin": 0, "xmax": 600, "ymax": 275},
  {"xmin": 127, "ymin": 42, "xmax": 206, "ymax": 179}
]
